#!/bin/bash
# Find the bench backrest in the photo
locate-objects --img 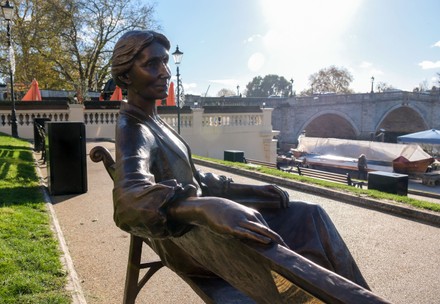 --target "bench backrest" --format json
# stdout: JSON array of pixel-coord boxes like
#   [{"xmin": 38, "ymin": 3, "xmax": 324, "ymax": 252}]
[{"xmin": 90, "ymin": 146, "xmax": 116, "ymax": 181}]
